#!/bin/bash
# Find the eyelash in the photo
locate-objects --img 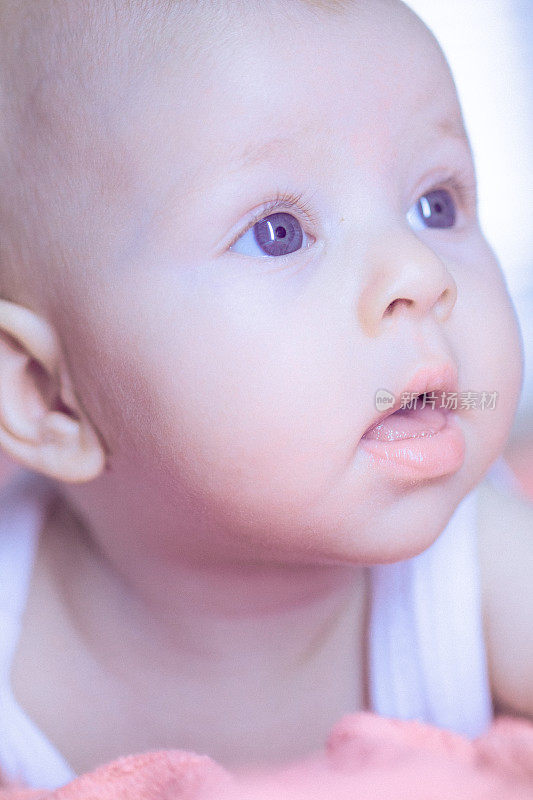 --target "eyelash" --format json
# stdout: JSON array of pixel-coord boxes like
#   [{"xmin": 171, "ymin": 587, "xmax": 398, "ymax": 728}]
[
  {"xmin": 226, "ymin": 174, "xmax": 478, "ymax": 250},
  {"xmin": 436, "ymin": 175, "xmax": 478, "ymax": 214},
  {"xmin": 226, "ymin": 189, "xmax": 320, "ymax": 250}
]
